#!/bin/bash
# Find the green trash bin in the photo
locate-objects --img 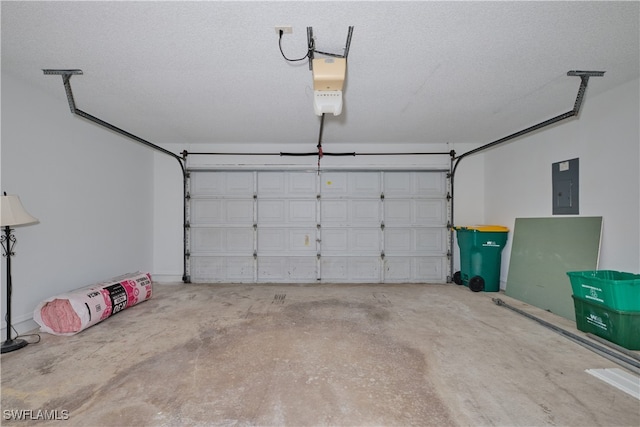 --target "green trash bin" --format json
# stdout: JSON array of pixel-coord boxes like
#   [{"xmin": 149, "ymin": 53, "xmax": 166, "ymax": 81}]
[{"xmin": 454, "ymin": 225, "xmax": 509, "ymax": 292}]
